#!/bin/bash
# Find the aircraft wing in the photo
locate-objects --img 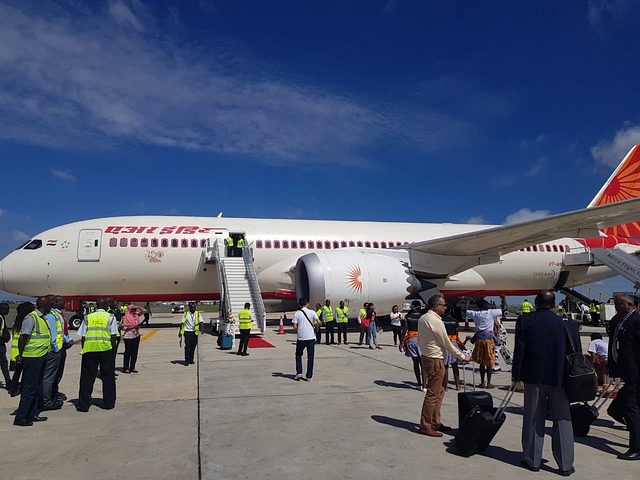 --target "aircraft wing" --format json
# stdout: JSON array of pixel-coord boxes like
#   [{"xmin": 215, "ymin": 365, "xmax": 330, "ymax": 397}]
[{"xmin": 405, "ymin": 196, "xmax": 640, "ymax": 256}]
